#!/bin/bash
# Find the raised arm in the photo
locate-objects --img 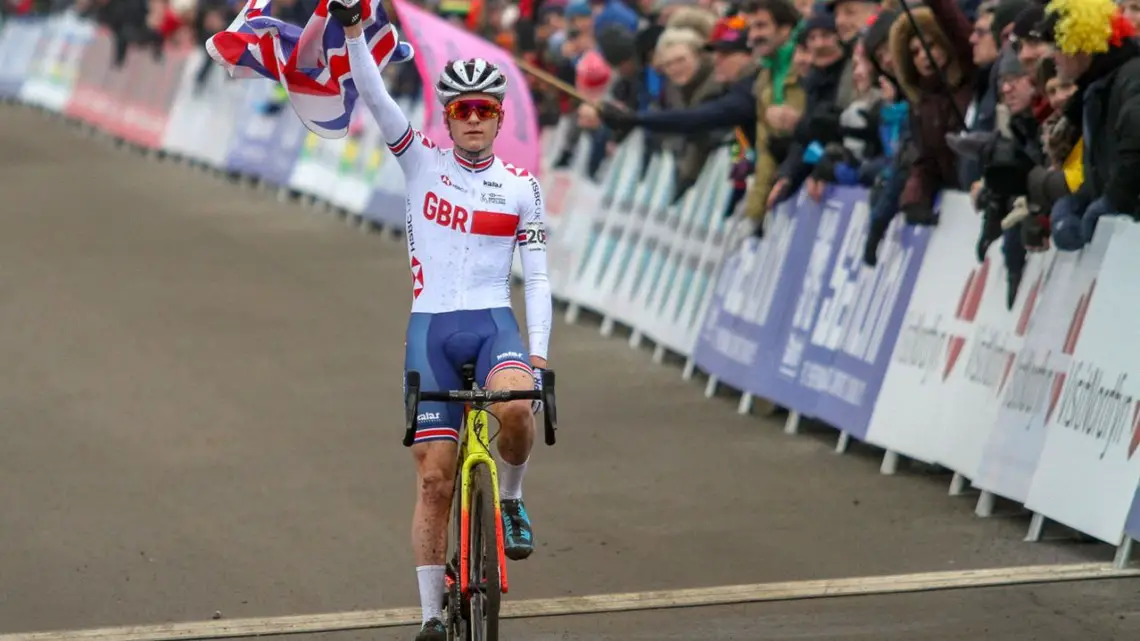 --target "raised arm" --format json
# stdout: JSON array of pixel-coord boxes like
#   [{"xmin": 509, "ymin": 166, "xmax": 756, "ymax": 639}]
[
  {"xmin": 342, "ymin": 16, "xmax": 433, "ymax": 172},
  {"xmin": 515, "ymin": 173, "xmax": 552, "ymax": 364}
]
